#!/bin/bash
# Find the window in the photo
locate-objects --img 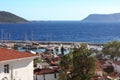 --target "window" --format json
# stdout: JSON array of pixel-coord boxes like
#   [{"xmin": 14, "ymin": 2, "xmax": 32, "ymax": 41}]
[
  {"xmin": 4, "ymin": 64, "xmax": 9, "ymax": 73},
  {"xmin": 54, "ymin": 73, "xmax": 57, "ymax": 78}
]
